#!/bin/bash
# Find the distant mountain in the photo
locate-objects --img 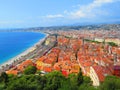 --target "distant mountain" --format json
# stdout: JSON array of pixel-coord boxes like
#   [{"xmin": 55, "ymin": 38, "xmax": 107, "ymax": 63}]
[
  {"xmin": 26, "ymin": 24, "xmax": 120, "ymax": 31},
  {"xmin": 71, "ymin": 21, "xmax": 120, "ymax": 26},
  {"xmin": 0, "ymin": 23, "xmax": 120, "ymax": 32}
]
